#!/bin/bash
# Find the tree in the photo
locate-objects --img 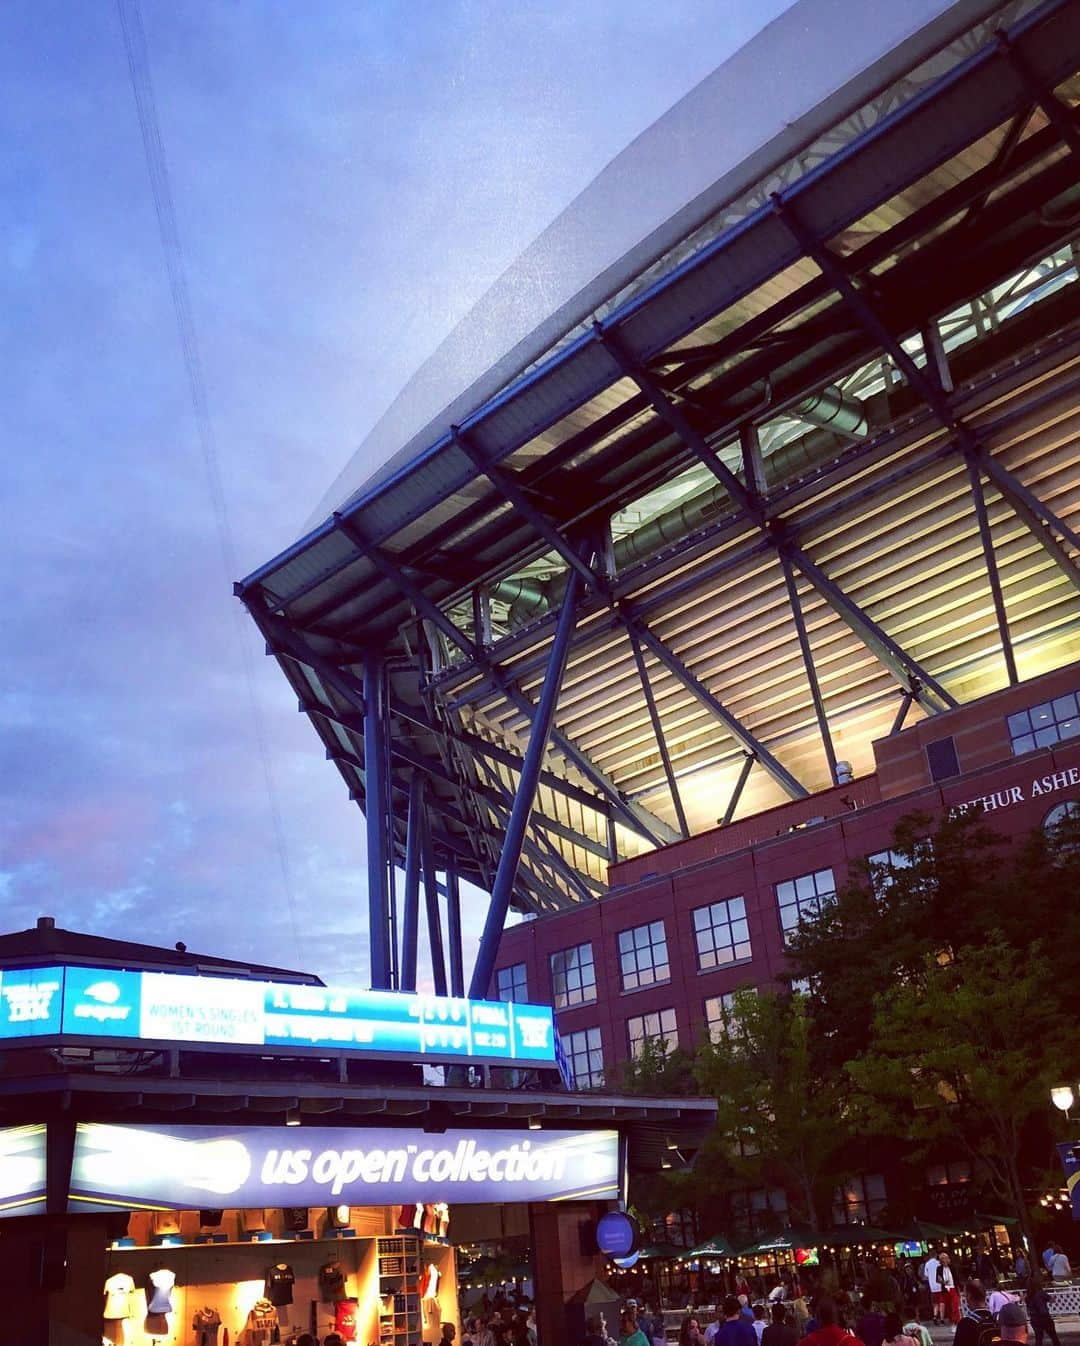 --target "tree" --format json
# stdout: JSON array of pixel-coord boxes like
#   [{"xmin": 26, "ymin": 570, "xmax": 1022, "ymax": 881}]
[
  {"xmin": 694, "ymin": 988, "xmax": 851, "ymax": 1230},
  {"xmin": 846, "ymin": 931, "xmax": 1079, "ymax": 1253},
  {"xmin": 619, "ymin": 1037, "xmax": 699, "ymax": 1097}
]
